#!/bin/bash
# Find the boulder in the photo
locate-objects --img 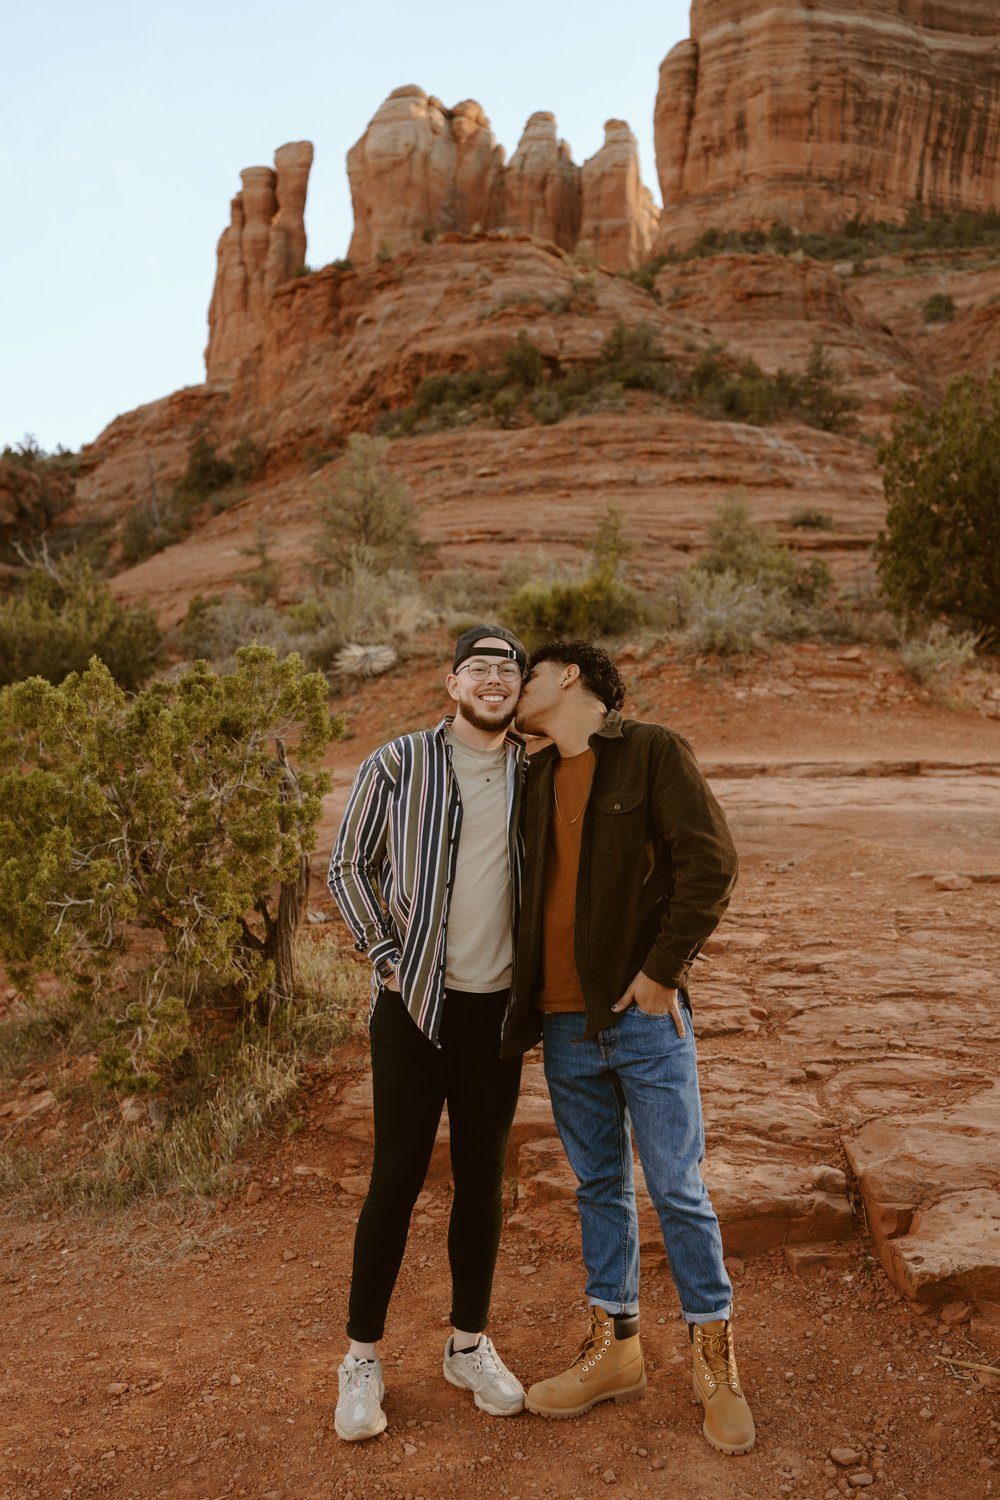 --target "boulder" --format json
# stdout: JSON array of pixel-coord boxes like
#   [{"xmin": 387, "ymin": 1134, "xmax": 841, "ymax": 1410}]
[{"xmin": 845, "ymin": 1081, "xmax": 1000, "ymax": 1307}]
